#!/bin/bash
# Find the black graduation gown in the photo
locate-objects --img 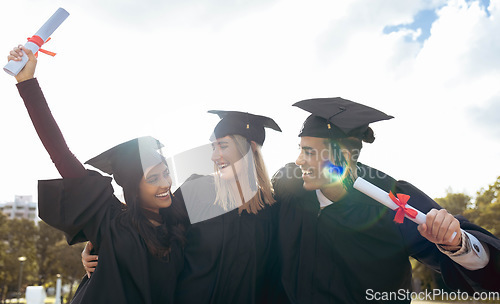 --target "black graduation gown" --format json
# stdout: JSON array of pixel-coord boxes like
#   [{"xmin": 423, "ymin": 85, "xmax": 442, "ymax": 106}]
[
  {"xmin": 174, "ymin": 175, "xmax": 287, "ymax": 304},
  {"xmin": 273, "ymin": 163, "xmax": 500, "ymax": 304},
  {"xmin": 38, "ymin": 171, "xmax": 184, "ymax": 304}
]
